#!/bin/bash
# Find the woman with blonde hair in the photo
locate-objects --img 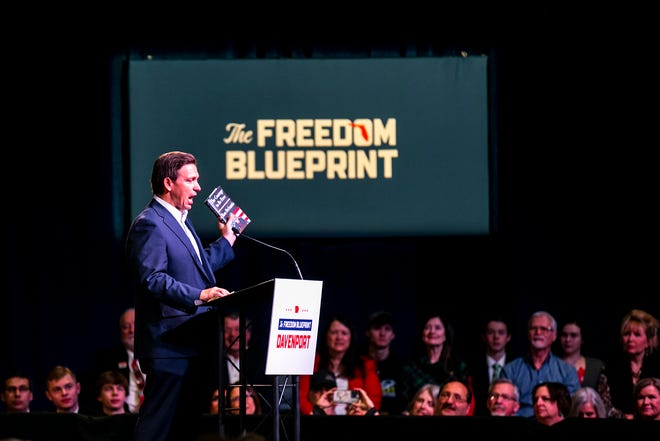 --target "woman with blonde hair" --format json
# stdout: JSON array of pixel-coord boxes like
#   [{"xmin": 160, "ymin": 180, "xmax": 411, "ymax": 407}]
[
  {"xmin": 402, "ymin": 383, "xmax": 440, "ymax": 416},
  {"xmin": 601, "ymin": 309, "xmax": 660, "ymax": 418}
]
